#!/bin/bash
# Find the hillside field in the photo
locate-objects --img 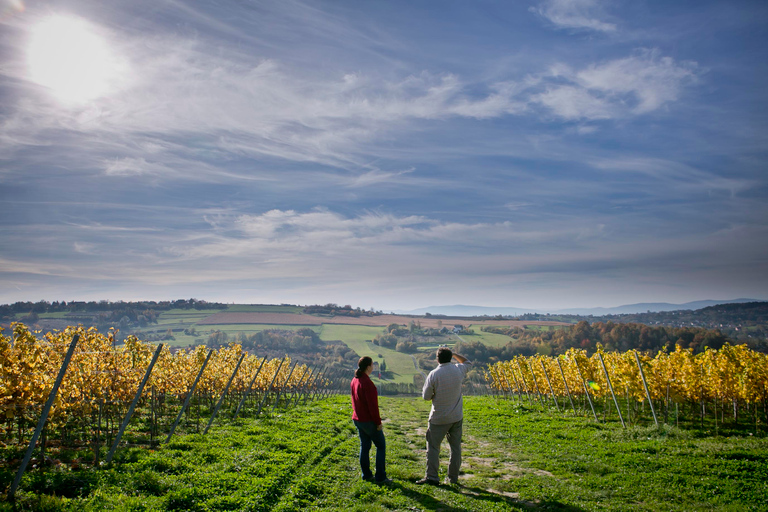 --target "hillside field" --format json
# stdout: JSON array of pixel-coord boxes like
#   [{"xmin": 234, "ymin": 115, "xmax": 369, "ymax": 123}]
[
  {"xmin": 3, "ymin": 396, "xmax": 766, "ymax": 511},
  {"xmin": 128, "ymin": 305, "xmax": 568, "ymax": 386}
]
